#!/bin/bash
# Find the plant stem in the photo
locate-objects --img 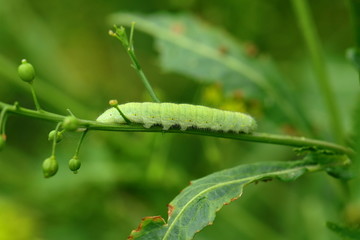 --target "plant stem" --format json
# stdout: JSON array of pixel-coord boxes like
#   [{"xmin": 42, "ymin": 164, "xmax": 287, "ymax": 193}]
[
  {"xmin": 51, "ymin": 122, "xmax": 62, "ymax": 156},
  {"xmin": 0, "ymin": 107, "xmax": 8, "ymax": 134},
  {"xmin": 74, "ymin": 130, "xmax": 88, "ymax": 157},
  {"xmin": 0, "ymin": 101, "xmax": 353, "ymax": 156},
  {"xmin": 0, "ymin": 55, "xmax": 92, "ymax": 117},
  {"xmin": 112, "ymin": 24, "xmax": 161, "ymax": 103},
  {"xmin": 291, "ymin": 0, "xmax": 343, "ymax": 143},
  {"xmin": 30, "ymin": 84, "xmax": 42, "ymax": 111},
  {"xmin": 126, "ymin": 46, "xmax": 161, "ymax": 103},
  {"xmin": 114, "ymin": 105, "xmax": 131, "ymax": 124}
]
